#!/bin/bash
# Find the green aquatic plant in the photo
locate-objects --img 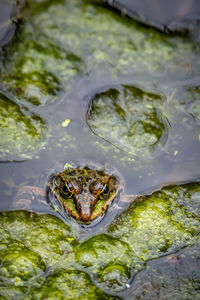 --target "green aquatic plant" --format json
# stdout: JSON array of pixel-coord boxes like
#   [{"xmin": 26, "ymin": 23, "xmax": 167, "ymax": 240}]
[
  {"xmin": 87, "ymin": 85, "xmax": 168, "ymax": 156},
  {"xmin": 0, "ymin": 92, "xmax": 47, "ymax": 161},
  {"xmin": 0, "ymin": 0, "xmax": 200, "ymax": 298},
  {"xmin": 0, "ymin": 182, "xmax": 200, "ymax": 297}
]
